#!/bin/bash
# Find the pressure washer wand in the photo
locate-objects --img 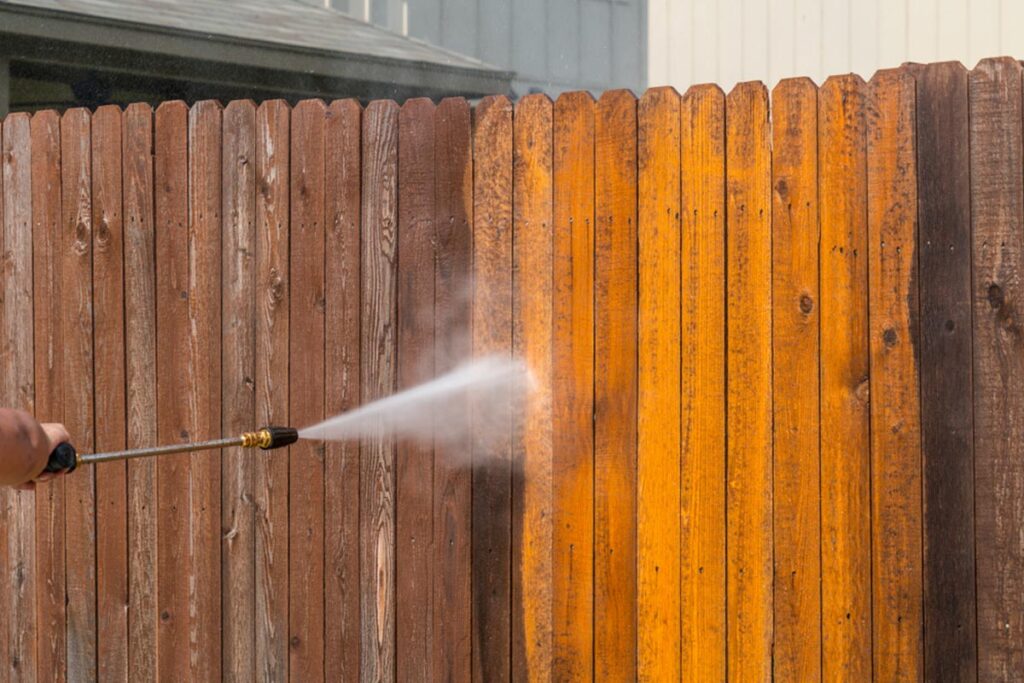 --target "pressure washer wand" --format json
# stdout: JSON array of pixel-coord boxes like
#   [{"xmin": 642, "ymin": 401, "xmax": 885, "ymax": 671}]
[{"xmin": 42, "ymin": 426, "xmax": 299, "ymax": 474}]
